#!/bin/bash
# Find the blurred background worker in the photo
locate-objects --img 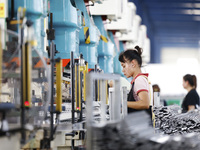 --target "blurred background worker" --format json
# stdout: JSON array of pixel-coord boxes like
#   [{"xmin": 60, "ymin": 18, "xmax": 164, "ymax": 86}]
[
  {"xmin": 152, "ymin": 84, "xmax": 167, "ymax": 106},
  {"xmin": 181, "ymin": 74, "xmax": 200, "ymax": 113}
]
